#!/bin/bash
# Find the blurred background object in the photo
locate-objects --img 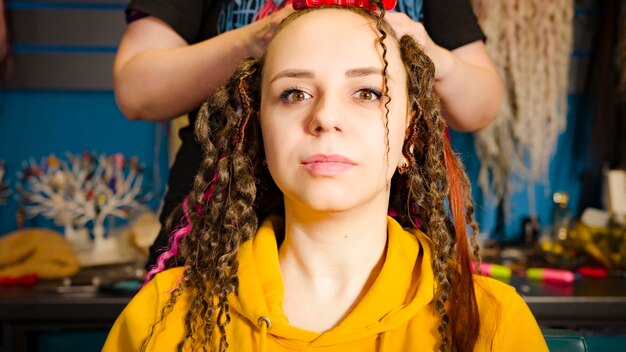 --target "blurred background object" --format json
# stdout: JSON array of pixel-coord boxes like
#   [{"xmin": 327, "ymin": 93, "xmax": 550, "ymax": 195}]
[
  {"xmin": 14, "ymin": 152, "xmax": 153, "ymax": 266},
  {"xmin": 0, "ymin": 161, "xmax": 9, "ymax": 205},
  {"xmin": 0, "ymin": 228, "xmax": 79, "ymax": 280}
]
